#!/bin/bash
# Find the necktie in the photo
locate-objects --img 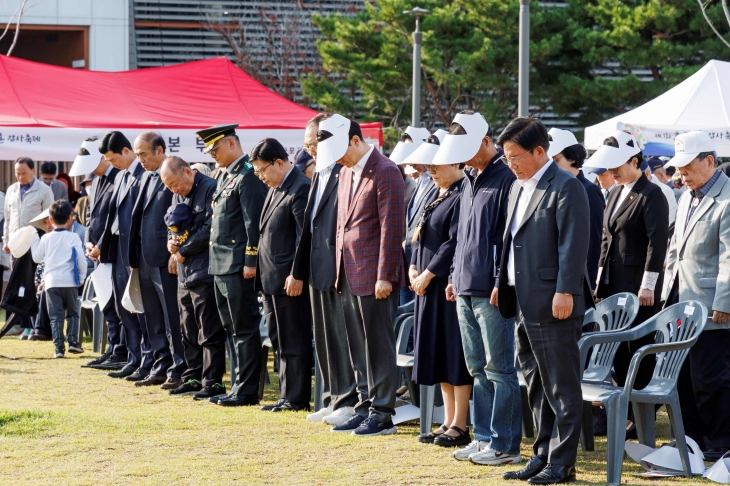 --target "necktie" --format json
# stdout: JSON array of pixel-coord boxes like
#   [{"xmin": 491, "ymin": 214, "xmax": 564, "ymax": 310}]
[
  {"xmin": 95, "ymin": 175, "xmax": 106, "ymax": 201},
  {"xmin": 603, "ymin": 190, "xmax": 609, "ymax": 203}
]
